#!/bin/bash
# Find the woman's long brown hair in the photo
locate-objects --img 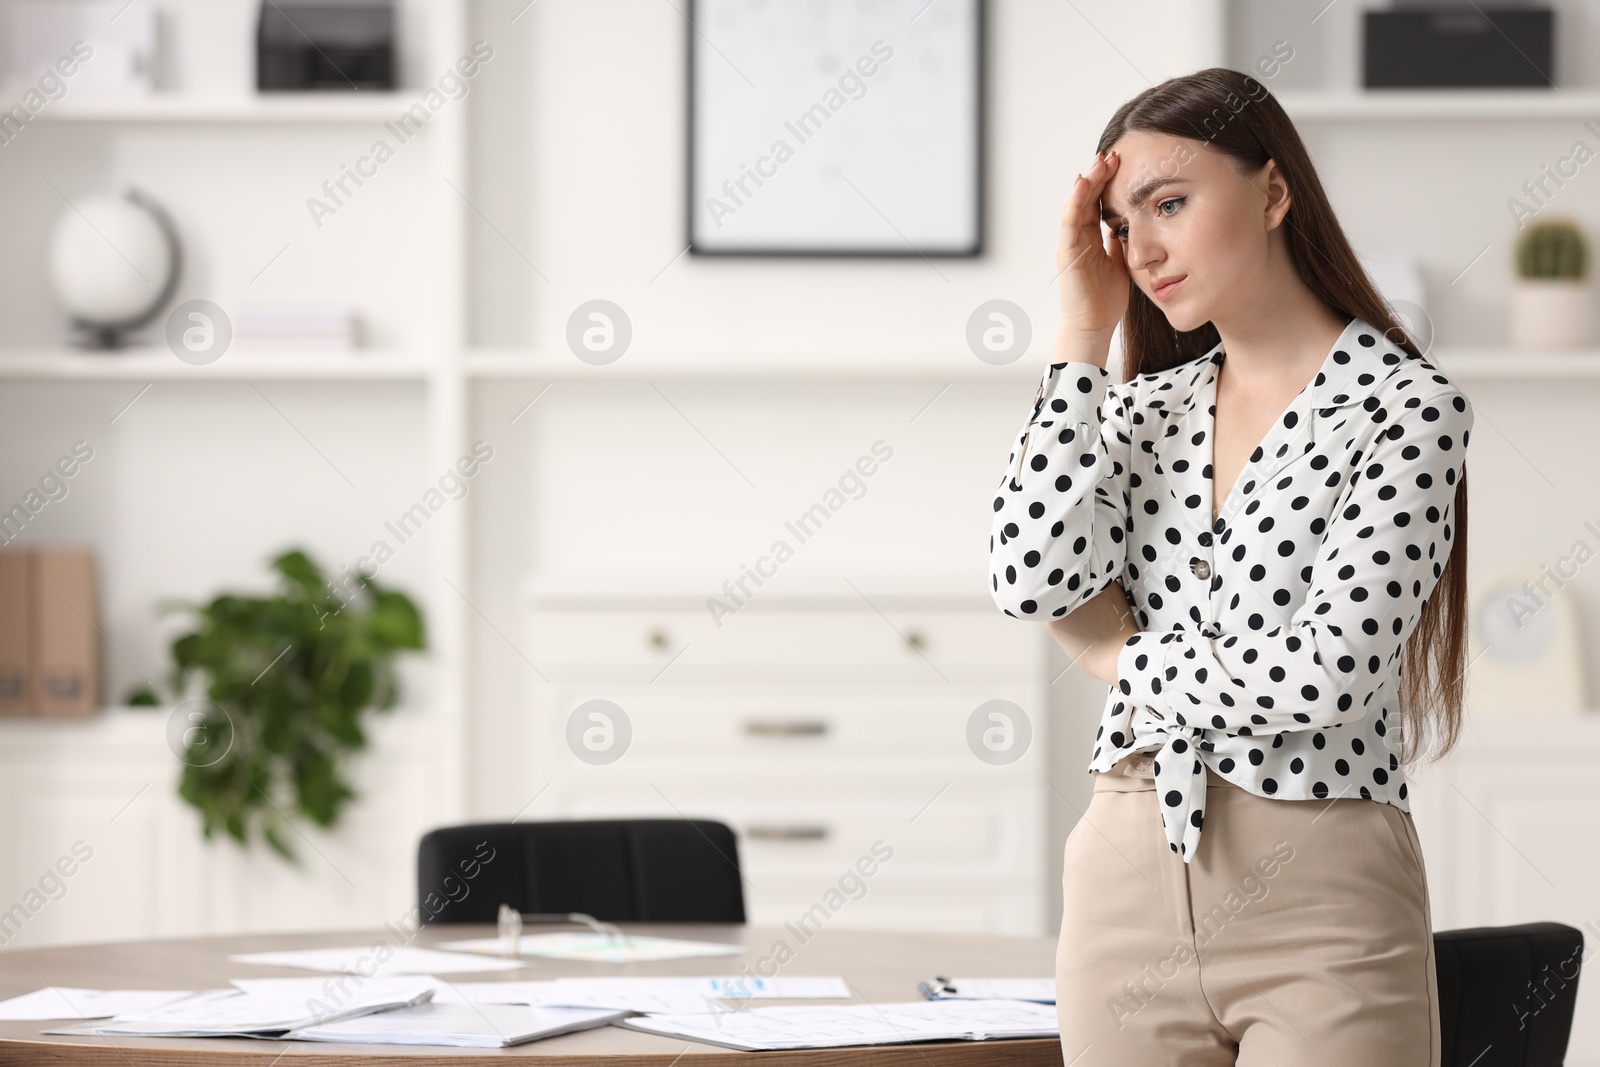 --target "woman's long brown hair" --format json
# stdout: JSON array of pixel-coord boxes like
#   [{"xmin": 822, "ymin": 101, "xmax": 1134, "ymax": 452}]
[{"xmin": 1094, "ymin": 66, "xmax": 1468, "ymax": 766}]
